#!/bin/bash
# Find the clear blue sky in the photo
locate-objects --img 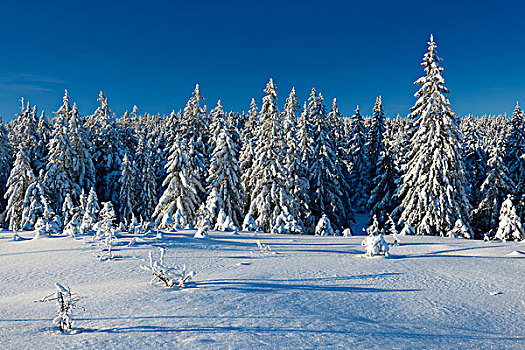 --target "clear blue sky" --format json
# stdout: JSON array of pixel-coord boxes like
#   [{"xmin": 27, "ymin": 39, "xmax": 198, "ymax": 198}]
[{"xmin": 0, "ymin": 0, "xmax": 524, "ymax": 120}]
